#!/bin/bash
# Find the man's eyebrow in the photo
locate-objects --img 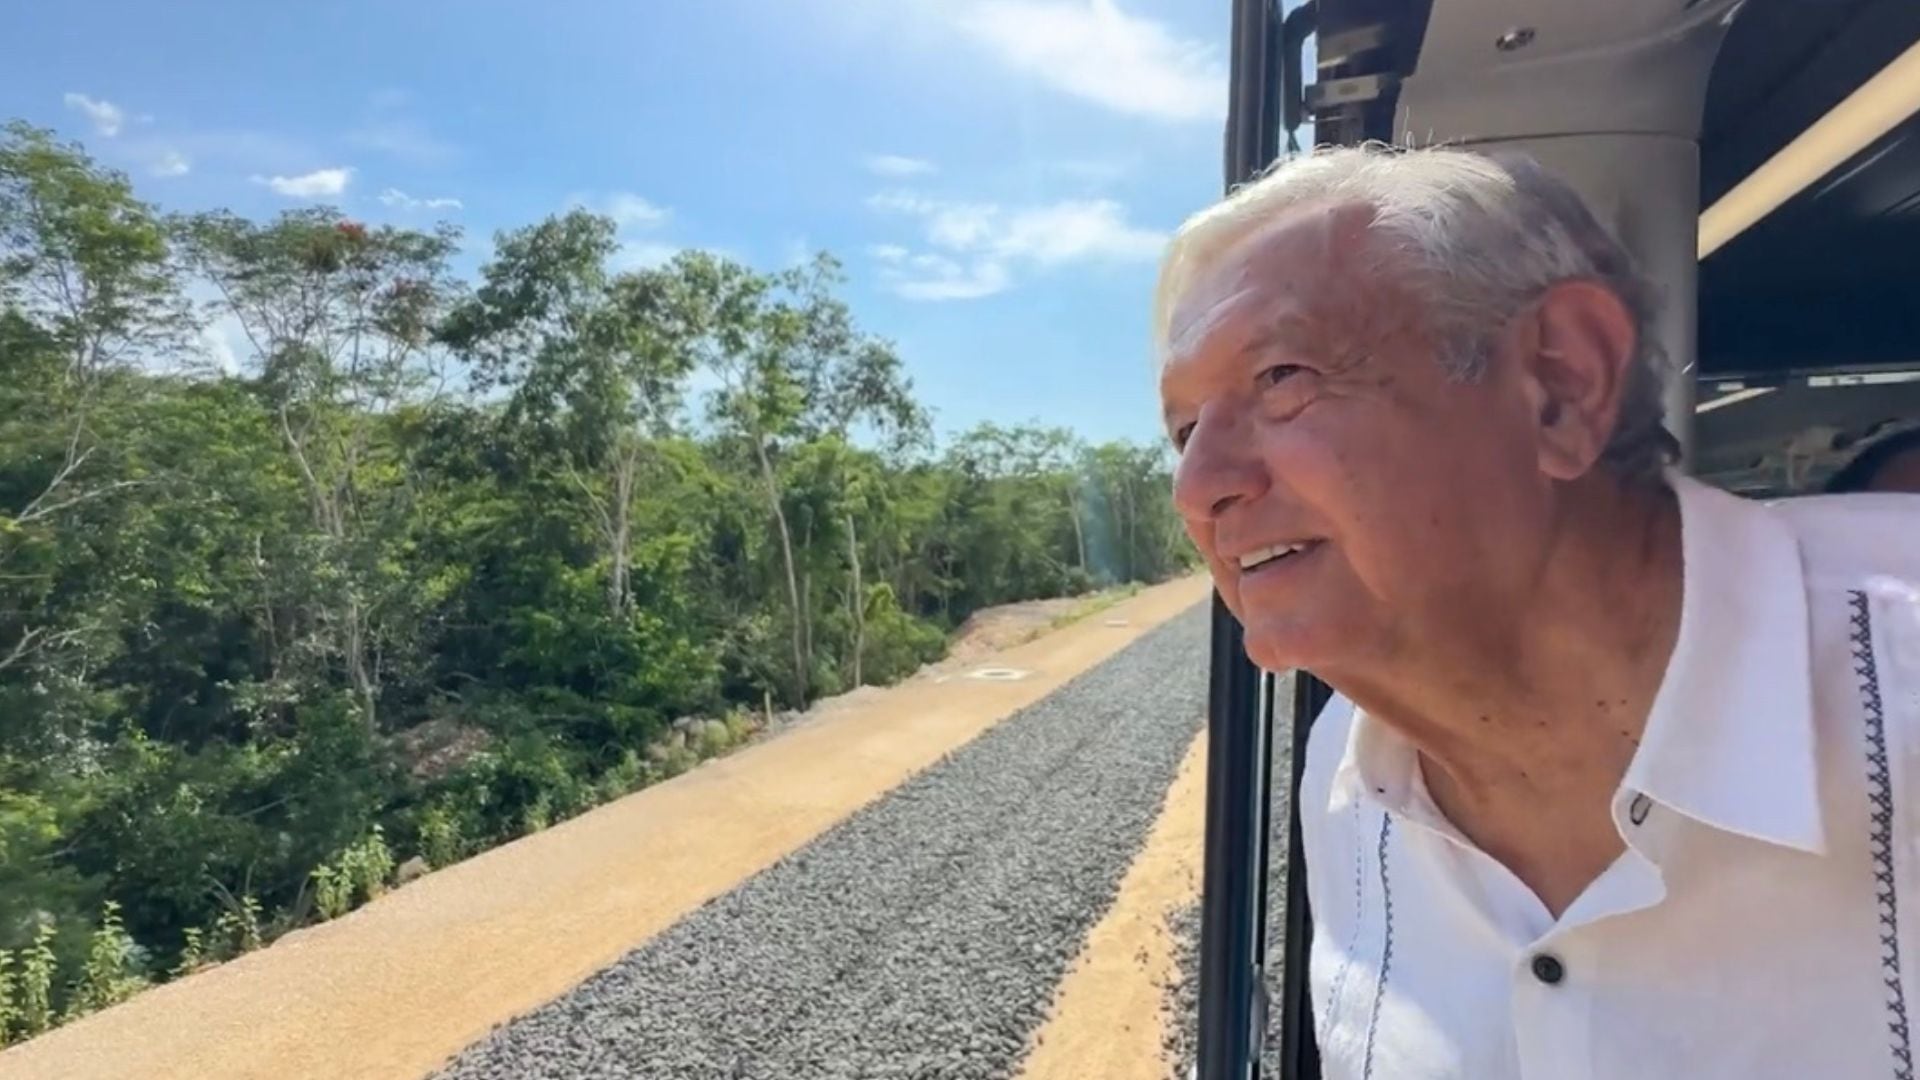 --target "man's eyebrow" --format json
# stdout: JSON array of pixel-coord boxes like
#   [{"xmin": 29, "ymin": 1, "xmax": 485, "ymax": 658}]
[
  {"xmin": 1243, "ymin": 313, "xmax": 1318, "ymax": 355},
  {"xmin": 1168, "ymin": 293, "xmax": 1317, "ymax": 364}
]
